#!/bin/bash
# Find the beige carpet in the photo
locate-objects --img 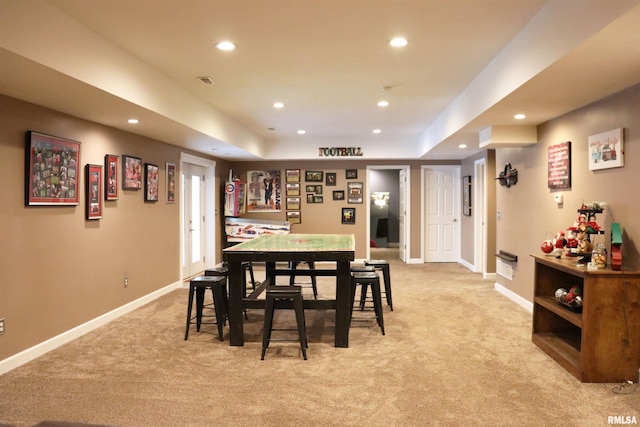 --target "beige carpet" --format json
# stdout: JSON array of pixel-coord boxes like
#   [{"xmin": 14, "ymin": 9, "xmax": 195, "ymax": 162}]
[{"xmin": 1, "ymin": 249, "xmax": 637, "ymax": 426}]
